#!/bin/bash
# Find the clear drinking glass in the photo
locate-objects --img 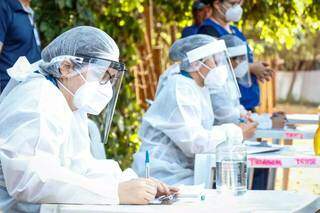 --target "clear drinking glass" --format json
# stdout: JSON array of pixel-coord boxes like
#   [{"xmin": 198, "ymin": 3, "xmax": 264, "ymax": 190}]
[{"xmin": 216, "ymin": 140, "xmax": 247, "ymax": 196}]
